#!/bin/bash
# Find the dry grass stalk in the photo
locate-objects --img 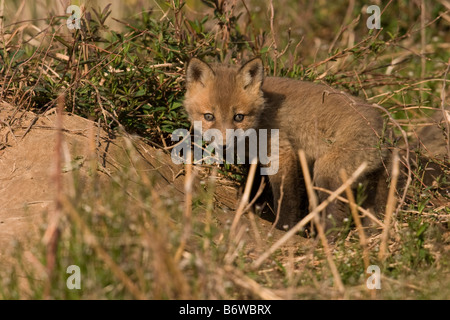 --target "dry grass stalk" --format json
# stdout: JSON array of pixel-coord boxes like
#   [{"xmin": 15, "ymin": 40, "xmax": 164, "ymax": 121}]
[
  {"xmin": 243, "ymin": 175, "xmax": 266, "ymax": 213},
  {"xmin": 247, "ymin": 210, "xmax": 264, "ymax": 253},
  {"xmin": 314, "ymin": 218, "xmax": 346, "ymax": 294},
  {"xmin": 0, "ymin": 0, "xmax": 4, "ymax": 32},
  {"xmin": 269, "ymin": 174, "xmax": 284, "ymax": 234},
  {"xmin": 0, "ymin": 118, "xmax": 18, "ymax": 144},
  {"xmin": 230, "ymin": 162, "xmax": 258, "ymax": 237},
  {"xmin": 203, "ymin": 167, "xmax": 218, "ymax": 250},
  {"xmin": 268, "ymin": 0, "xmax": 278, "ymax": 75},
  {"xmin": 441, "ymin": 57, "xmax": 450, "ymax": 158},
  {"xmin": 379, "ymin": 150, "xmax": 400, "ymax": 261},
  {"xmin": 313, "ymin": 186, "xmax": 384, "ymax": 227},
  {"xmin": 298, "ymin": 150, "xmax": 345, "ymax": 294},
  {"xmin": 420, "ymin": 0, "xmax": 426, "ymax": 101},
  {"xmin": 339, "ymin": 169, "xmax": 370, "ymax": 270},
  {"xmin": 175, "ymin": 149, "xmax": 193, "ymax": 263},
  {"xmin": 253, "ymin": 161, "xmax": 368, "ymax": 269},
  {"xmin": 43, "ymin": 93, "xmax": 64, "ymax": 299},
  {"xmin": 224, "ymin": 265, "xmax": 282, "ymax": 300}
]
